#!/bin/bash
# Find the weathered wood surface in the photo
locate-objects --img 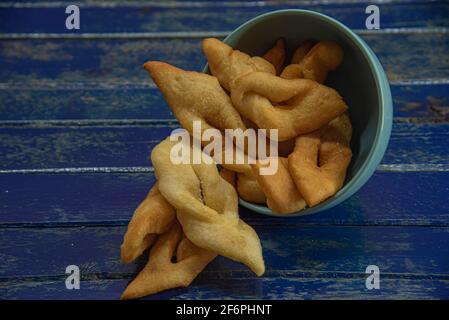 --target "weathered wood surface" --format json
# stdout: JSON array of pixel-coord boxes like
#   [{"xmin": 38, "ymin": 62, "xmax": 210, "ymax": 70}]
[
  {"xmin": 1, "ymin": 171, "xmax": 449, "ymax": 227},
  {"xmin": 1, "ymin": 34, "xmax": 448, "ymax": 85},
  {"xmin": 0, "ymin": 84, "xmax": 448, "ymax": 120},
  {"xmin": 2, "ymin": 277, "xmax": 449, "ymax": 300},
  {"xmin": 1, "ymin": 225, "xmax": 448, "ymax": 279},
  {"xmin": 1, "ymin": 1, "xmax": 448, "ymax": 33},
  {"xmin": 0, "ymin": 121, "xmax": 448, "ymax": 170},
  {"xmin": 1, "ymin": 224, "xmax": 448, "ymax": 299},
  {"xmin": 0, "ymin": 0, "xmax": 448, "ymax": 300}
]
